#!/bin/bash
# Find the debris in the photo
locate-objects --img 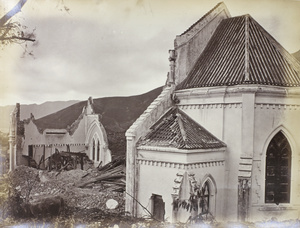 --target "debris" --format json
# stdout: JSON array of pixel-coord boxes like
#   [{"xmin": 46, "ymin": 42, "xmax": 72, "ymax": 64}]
[
  {"xmin": 46, "ymin": 149, "xmax": 89, "ymax": 171},
  {"xmin": 106, "ymin": 199, "xmax": 118, "ymax": 209},
  {"xmin": 8, "ymin": 160, "xmax": 126, "ymax": 220},
  {"xmin": 78, "ymin": 158, "xmax": 126, "ymax": 192}
]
